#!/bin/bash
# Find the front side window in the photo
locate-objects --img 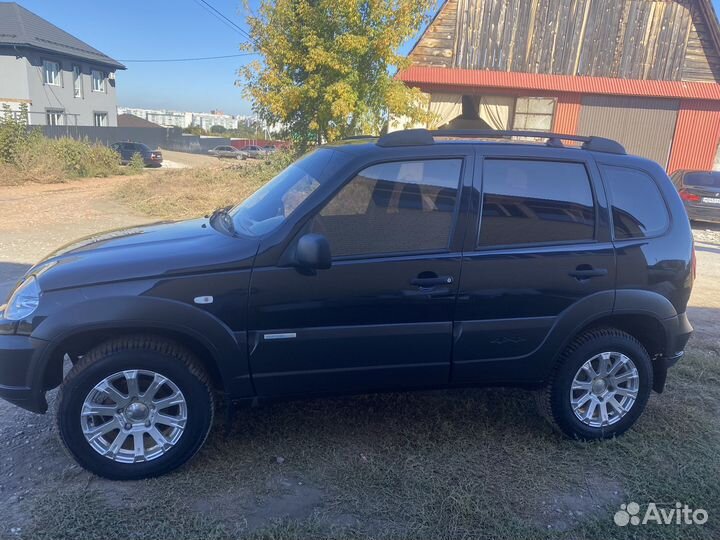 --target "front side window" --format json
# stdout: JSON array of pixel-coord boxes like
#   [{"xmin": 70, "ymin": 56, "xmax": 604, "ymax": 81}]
[
  {"xmin": 478, "ymin": 160, "xmax": 595, "ymax": 247},
  {"xmin": 230, "ymin": 149, "xmax": 336, "ymax": 236},
  {"xmin": 310, "ymin": 159, "xmax": 463, "ymax": 258},
  {"xmin": 46, "ymin": 109, "xmax": 64, "ymax": 126},
  {"xmin": 43, "ymin": 60, "xmax": 60, "ymax": 85},
  {"xmin": 93, "ymin": 112, "xmax": 108, "ymax": 127},
  {"xmin": 92, "ymin": 70, "xmax": 106, "ymax": 92},
  {"xmin": 512, "ymin": 97, "xmax": 555, "ymax": 132},
  {"xmin": 601, "ymin": 165, "xmax": 669, "ymax": 239},
  {"xmin": 72, "ymin": 65, "xmax": 82, "ymax": 98}
]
